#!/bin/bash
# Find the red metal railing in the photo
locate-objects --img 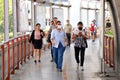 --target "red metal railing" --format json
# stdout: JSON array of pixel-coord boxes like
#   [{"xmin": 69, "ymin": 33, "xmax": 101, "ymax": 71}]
[
  {"xmin": 0, "ymin": 34, "xmax": 33, "ymax": 80},
  {"xmin": 104, "ymin": 35, "xmax": 115, "ymax": 70}
]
